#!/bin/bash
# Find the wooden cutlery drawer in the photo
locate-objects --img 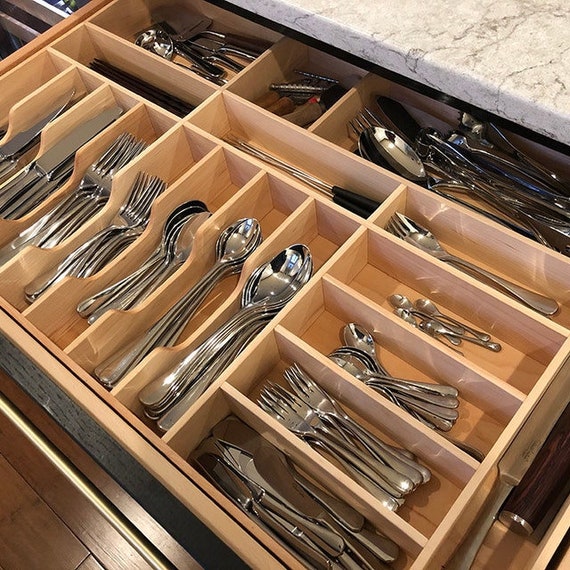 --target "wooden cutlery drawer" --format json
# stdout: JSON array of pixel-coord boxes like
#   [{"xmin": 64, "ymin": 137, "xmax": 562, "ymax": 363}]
[{"xmin": 1, "ymin": 0, "xmax": 569, "ymax": 569}]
